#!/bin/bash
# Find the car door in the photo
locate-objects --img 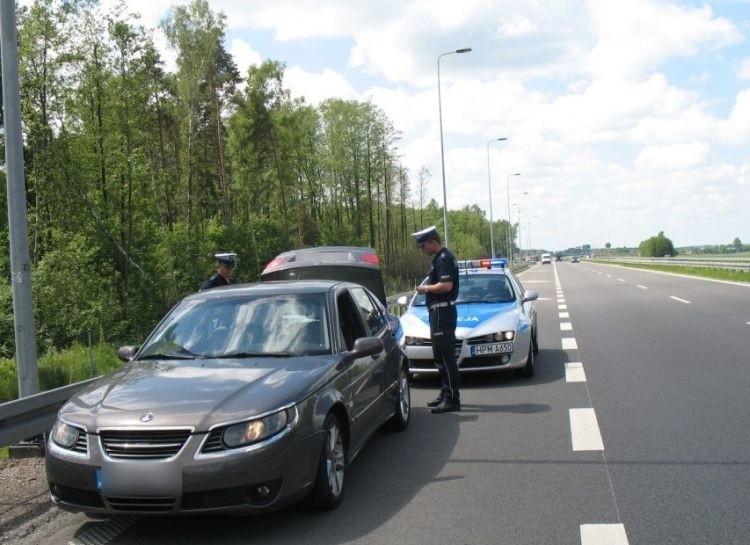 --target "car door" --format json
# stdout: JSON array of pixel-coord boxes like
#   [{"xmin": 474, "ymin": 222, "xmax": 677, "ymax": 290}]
[{"xmin": 336, "ymin": 288, "xmax": 388, "ymax": 452}]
